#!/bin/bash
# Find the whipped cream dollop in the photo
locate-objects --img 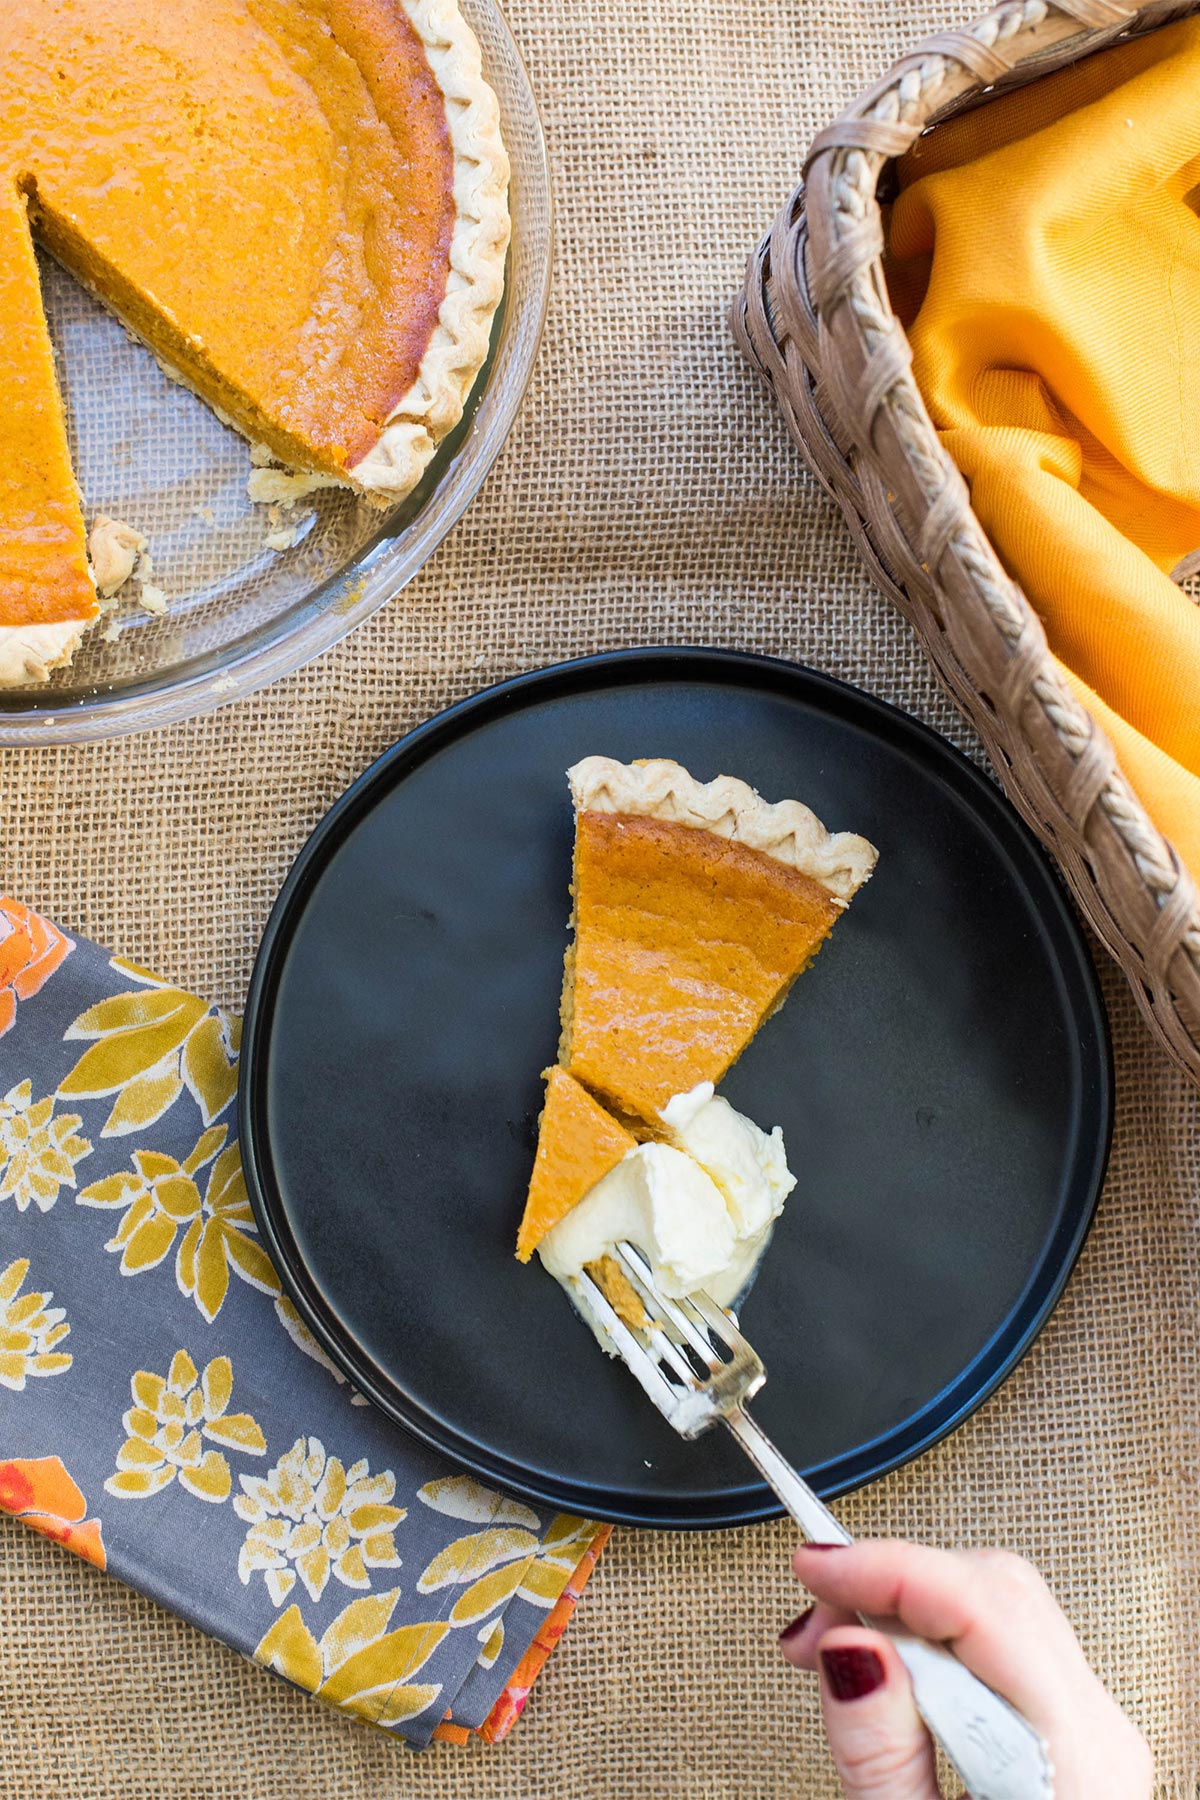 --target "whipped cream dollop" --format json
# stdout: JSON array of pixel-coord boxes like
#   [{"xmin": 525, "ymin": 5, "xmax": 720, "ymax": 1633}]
[
  {"xmin": 667, "ymin": 1085, "xmax": 795, "ymax": 1244},
  {"xmin": 537, "ymin": 1086, "xmax": 796, "ymax": 1309}
]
